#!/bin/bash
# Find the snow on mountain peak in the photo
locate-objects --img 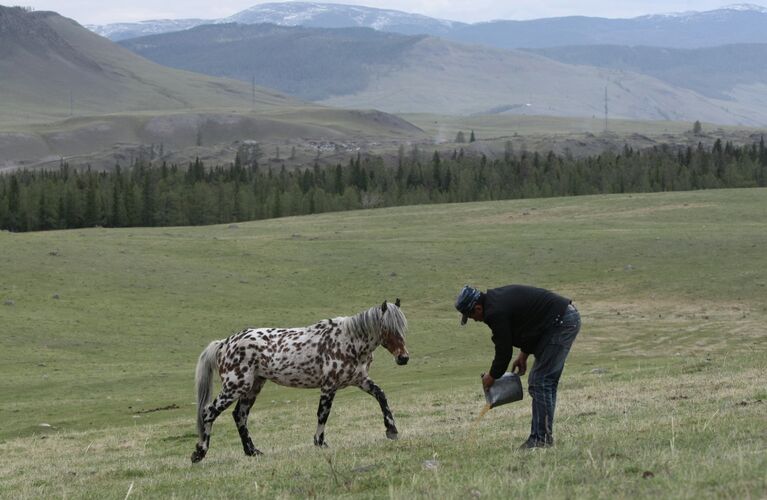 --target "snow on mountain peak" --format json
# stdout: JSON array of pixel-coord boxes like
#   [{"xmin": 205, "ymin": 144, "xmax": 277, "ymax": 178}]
[
  {"xmin": 643, "ymin": 2, "xmax": 767, "ymax": 19},
  {"xmin": 722, "ymin": 3, "xmax": 767, "ymax": 12}
]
